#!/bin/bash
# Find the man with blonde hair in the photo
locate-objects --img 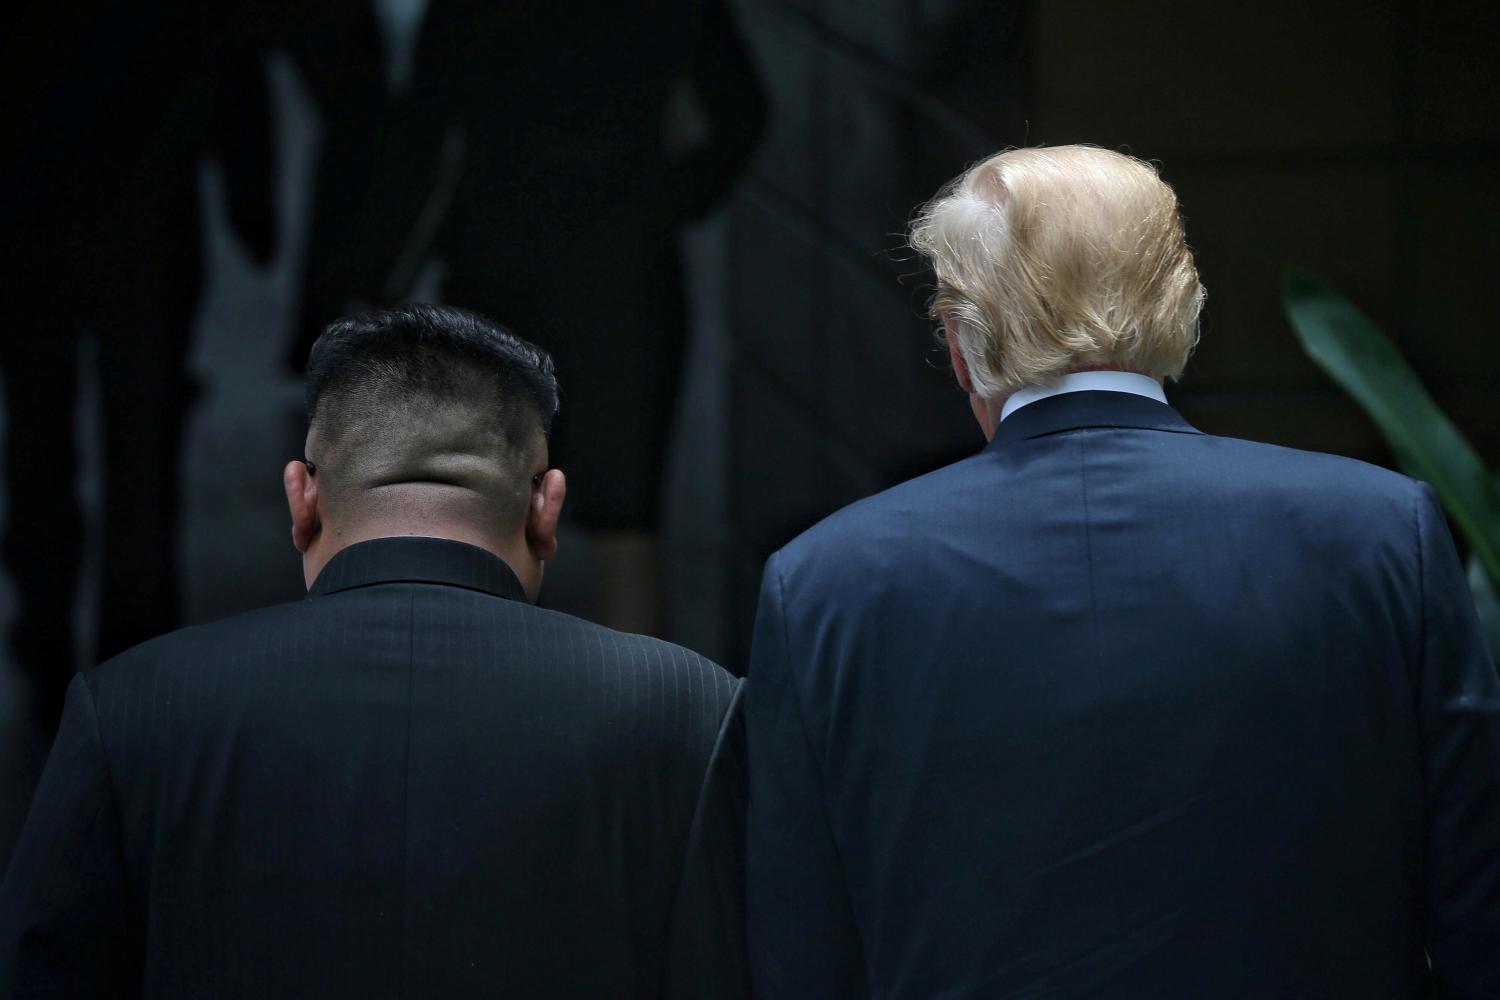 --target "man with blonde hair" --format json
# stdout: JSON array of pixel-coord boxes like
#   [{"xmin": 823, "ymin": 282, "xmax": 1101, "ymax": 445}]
[{"xmin": 745, "ymin": 145, "xmax": 1500, "ymax": 997}]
